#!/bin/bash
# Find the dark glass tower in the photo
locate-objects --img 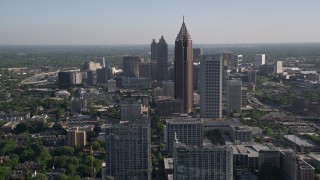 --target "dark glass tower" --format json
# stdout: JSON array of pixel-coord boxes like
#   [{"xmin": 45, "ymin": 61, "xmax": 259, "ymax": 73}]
[
  {"xmin": 150, "ymin": 36, "xmax": 168, "ymax": 81},
  {"xmin": 174, "ymin": 19, "xmax": 193, "ymax": 113}
]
